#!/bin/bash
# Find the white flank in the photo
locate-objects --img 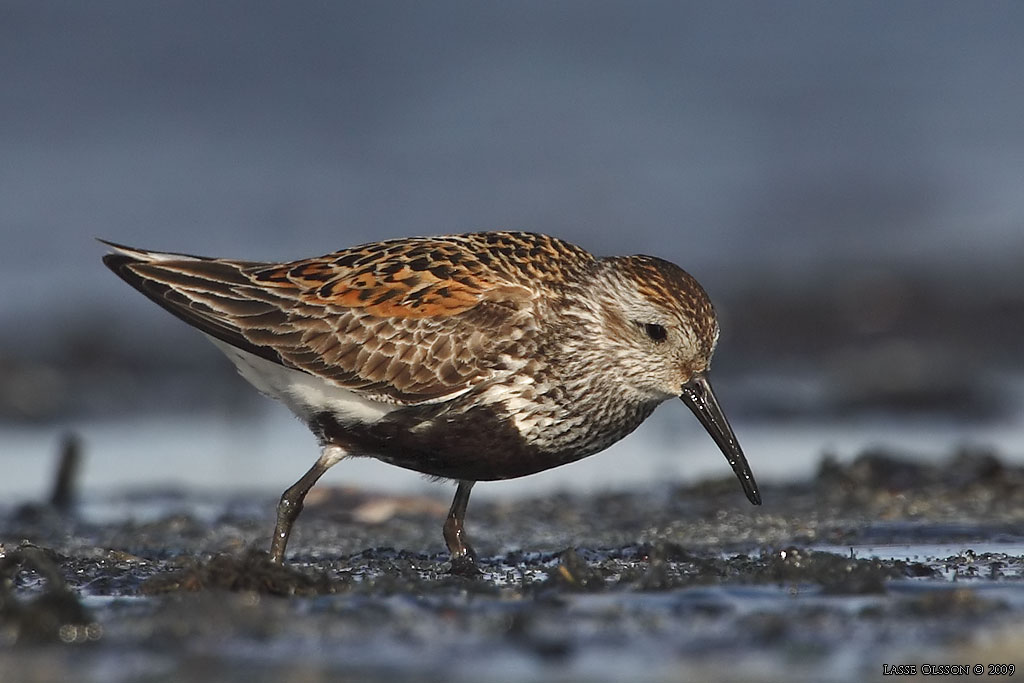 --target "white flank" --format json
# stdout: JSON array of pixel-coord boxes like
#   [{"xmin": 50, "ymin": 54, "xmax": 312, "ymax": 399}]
[
  {"xmin": 476, "ymin": 381, "xmax": 540, "ymax": 437},
  {"xmin": 205, "ymin": 336, "xmax": 398, "ymax": 424}
]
